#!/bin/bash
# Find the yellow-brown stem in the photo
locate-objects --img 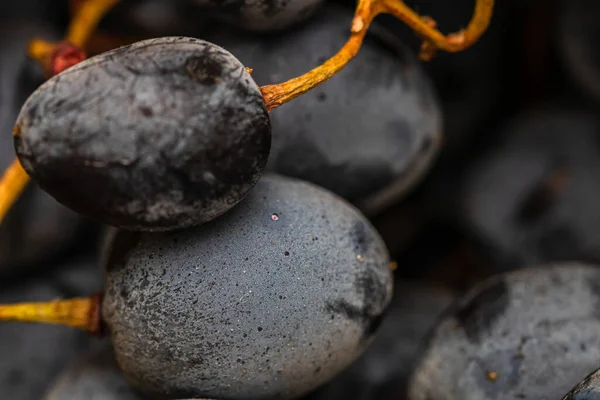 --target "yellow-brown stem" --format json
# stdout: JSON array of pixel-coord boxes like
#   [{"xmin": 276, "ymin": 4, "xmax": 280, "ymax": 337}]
[
  {"xmin": 0, "ymin": 294, "xmax": 103, "ymax": 334},
  {"xmin": 261, "ymin": 0, "xmax": 494, "ymax": 110},
  {"xmin": 383, "ymin": 0, "xmax": 494, "ymax": 59},
  {"xmin": 261, "ymin": 0, "xmax": 379, "ymax": 111},
  {"xmin": 0, "ymin": 158, "xmax": 30, "ymax": 225},
  {"xmin": 66, "ymin": 0, "xmax": 121, "ymax": 48},
  {"xmin": 27, "ymin": 38, "xmax": 56, "ymax": 67}
]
